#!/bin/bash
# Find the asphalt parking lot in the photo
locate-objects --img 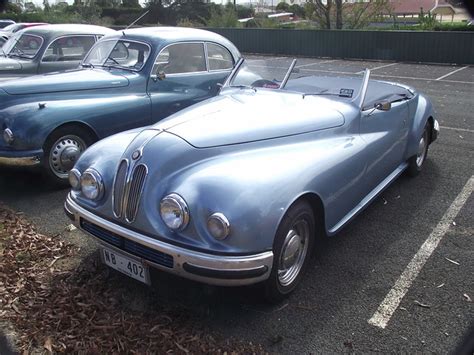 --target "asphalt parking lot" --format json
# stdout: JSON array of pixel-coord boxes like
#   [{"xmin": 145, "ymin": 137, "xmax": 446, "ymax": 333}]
[{"xmin": 0, "ymin": 55, "xmax": 473, "ymax": 353}]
